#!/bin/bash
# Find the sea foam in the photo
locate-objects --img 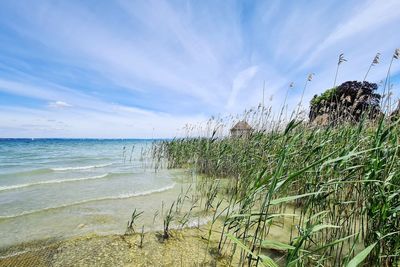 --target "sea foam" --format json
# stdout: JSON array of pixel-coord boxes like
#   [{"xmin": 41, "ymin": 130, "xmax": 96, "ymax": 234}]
[
  {"xmin": 0, "ymin": 173, "xmax": 109, "ymax": 192},
  {"xmin": 51, "ymin": 163, "xmax": 113, "ymax": 171}
]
